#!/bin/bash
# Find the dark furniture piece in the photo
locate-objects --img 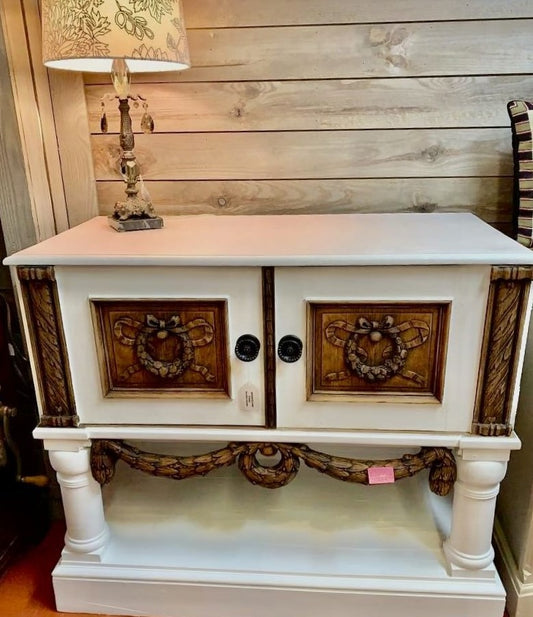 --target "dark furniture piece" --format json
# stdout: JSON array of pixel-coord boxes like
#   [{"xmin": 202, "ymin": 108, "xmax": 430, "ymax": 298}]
[{"xmin": 0, "ymin": 292, "xmax": 49, "ymax": 577}]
